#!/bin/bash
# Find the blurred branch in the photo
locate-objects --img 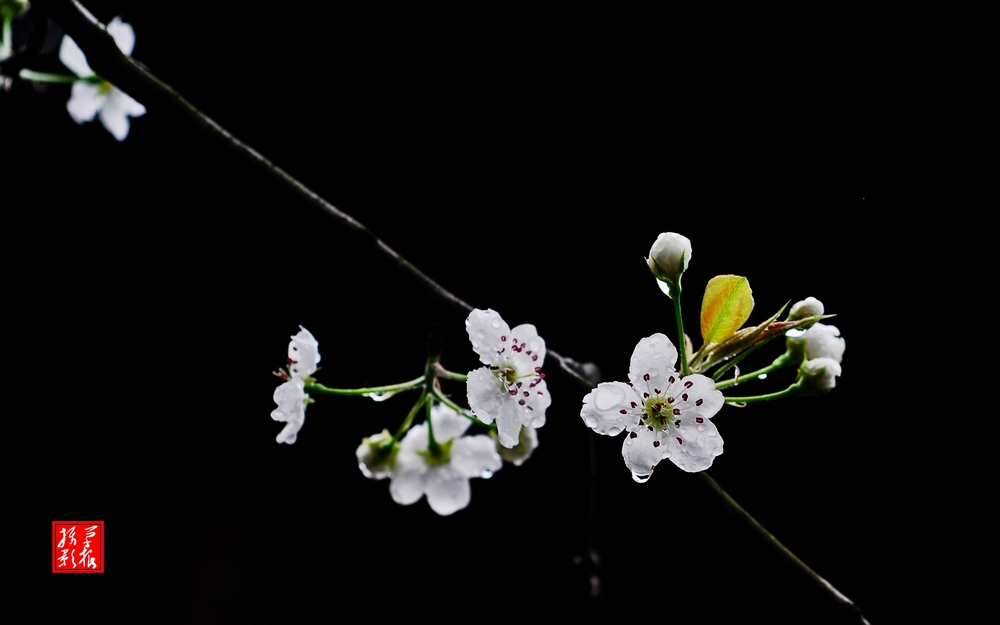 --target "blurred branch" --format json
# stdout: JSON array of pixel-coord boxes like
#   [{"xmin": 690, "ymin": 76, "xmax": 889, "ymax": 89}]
[
  {"xmin": 0, "ymin": 4, "xmax": 48, "ymax": 75},
  {"xmin": 35, "ymin": 2, "xmax": 869, "ymax": 621}
]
